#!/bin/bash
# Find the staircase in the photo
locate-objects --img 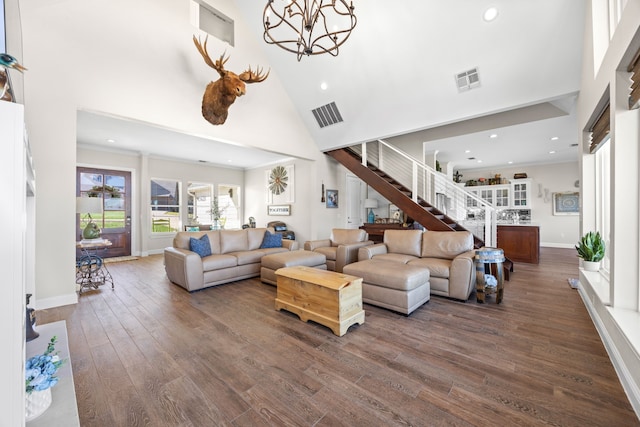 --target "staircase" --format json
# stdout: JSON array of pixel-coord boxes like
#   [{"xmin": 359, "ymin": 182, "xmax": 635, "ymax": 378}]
[{"xmin": 326, "ymin": 141, "xmax": 514, "ymax": 279}]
